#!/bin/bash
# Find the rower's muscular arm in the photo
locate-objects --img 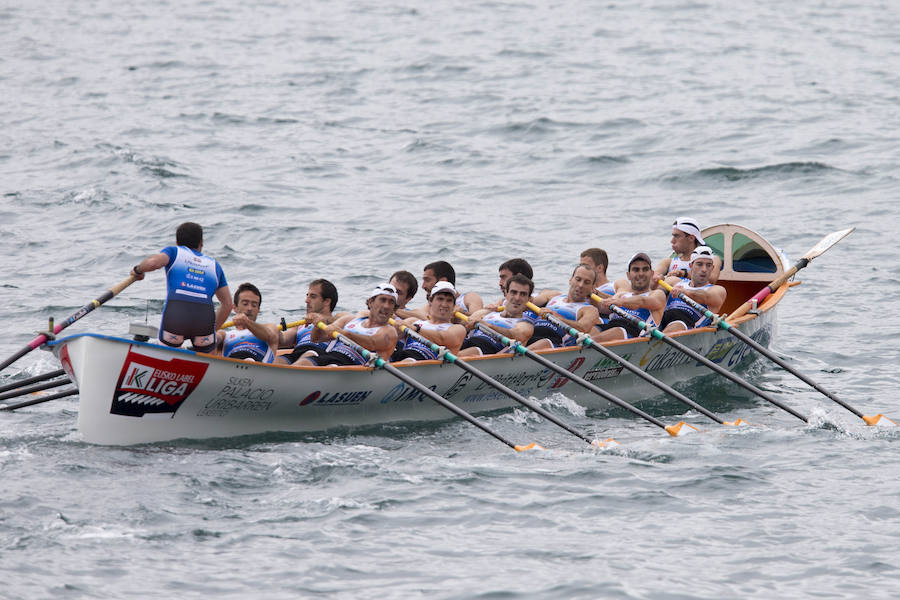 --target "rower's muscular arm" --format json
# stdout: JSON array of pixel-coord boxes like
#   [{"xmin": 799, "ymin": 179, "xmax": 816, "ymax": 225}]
[
  {"xmin": 679, "ymin": 285, "xmax": 727, "ymax": 314},
  {"xmin": 611, "ymin": 290, "xmax": 667, "ymax": 312},
  {"xmin": 234, "ymin": 313, "xmax": 280, "ymax": 353},
  {"xmin": 547, "ymin": 305, "xmax": 599, "ymax": 333},
  {"xmin": 340, "ymin": 325, "xmax": 398, "ymax": 359},
  {"xmin": 312, "ymin": 314, "xmax": 353, "ymax": 342},
  {"xmin": 531, "ymin": 289, "xmax": 561, "ymax": 307},
  {"xmin": 420, "ymin": 324, "xmax": 467, "ymax": 354},
  {"xmin": 214, "ymin": 286, "xmax": 233, "ymax": 331},
  {"xmin": 508, "ymin": 321, "xmax": 535, "ymax": 345}
]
